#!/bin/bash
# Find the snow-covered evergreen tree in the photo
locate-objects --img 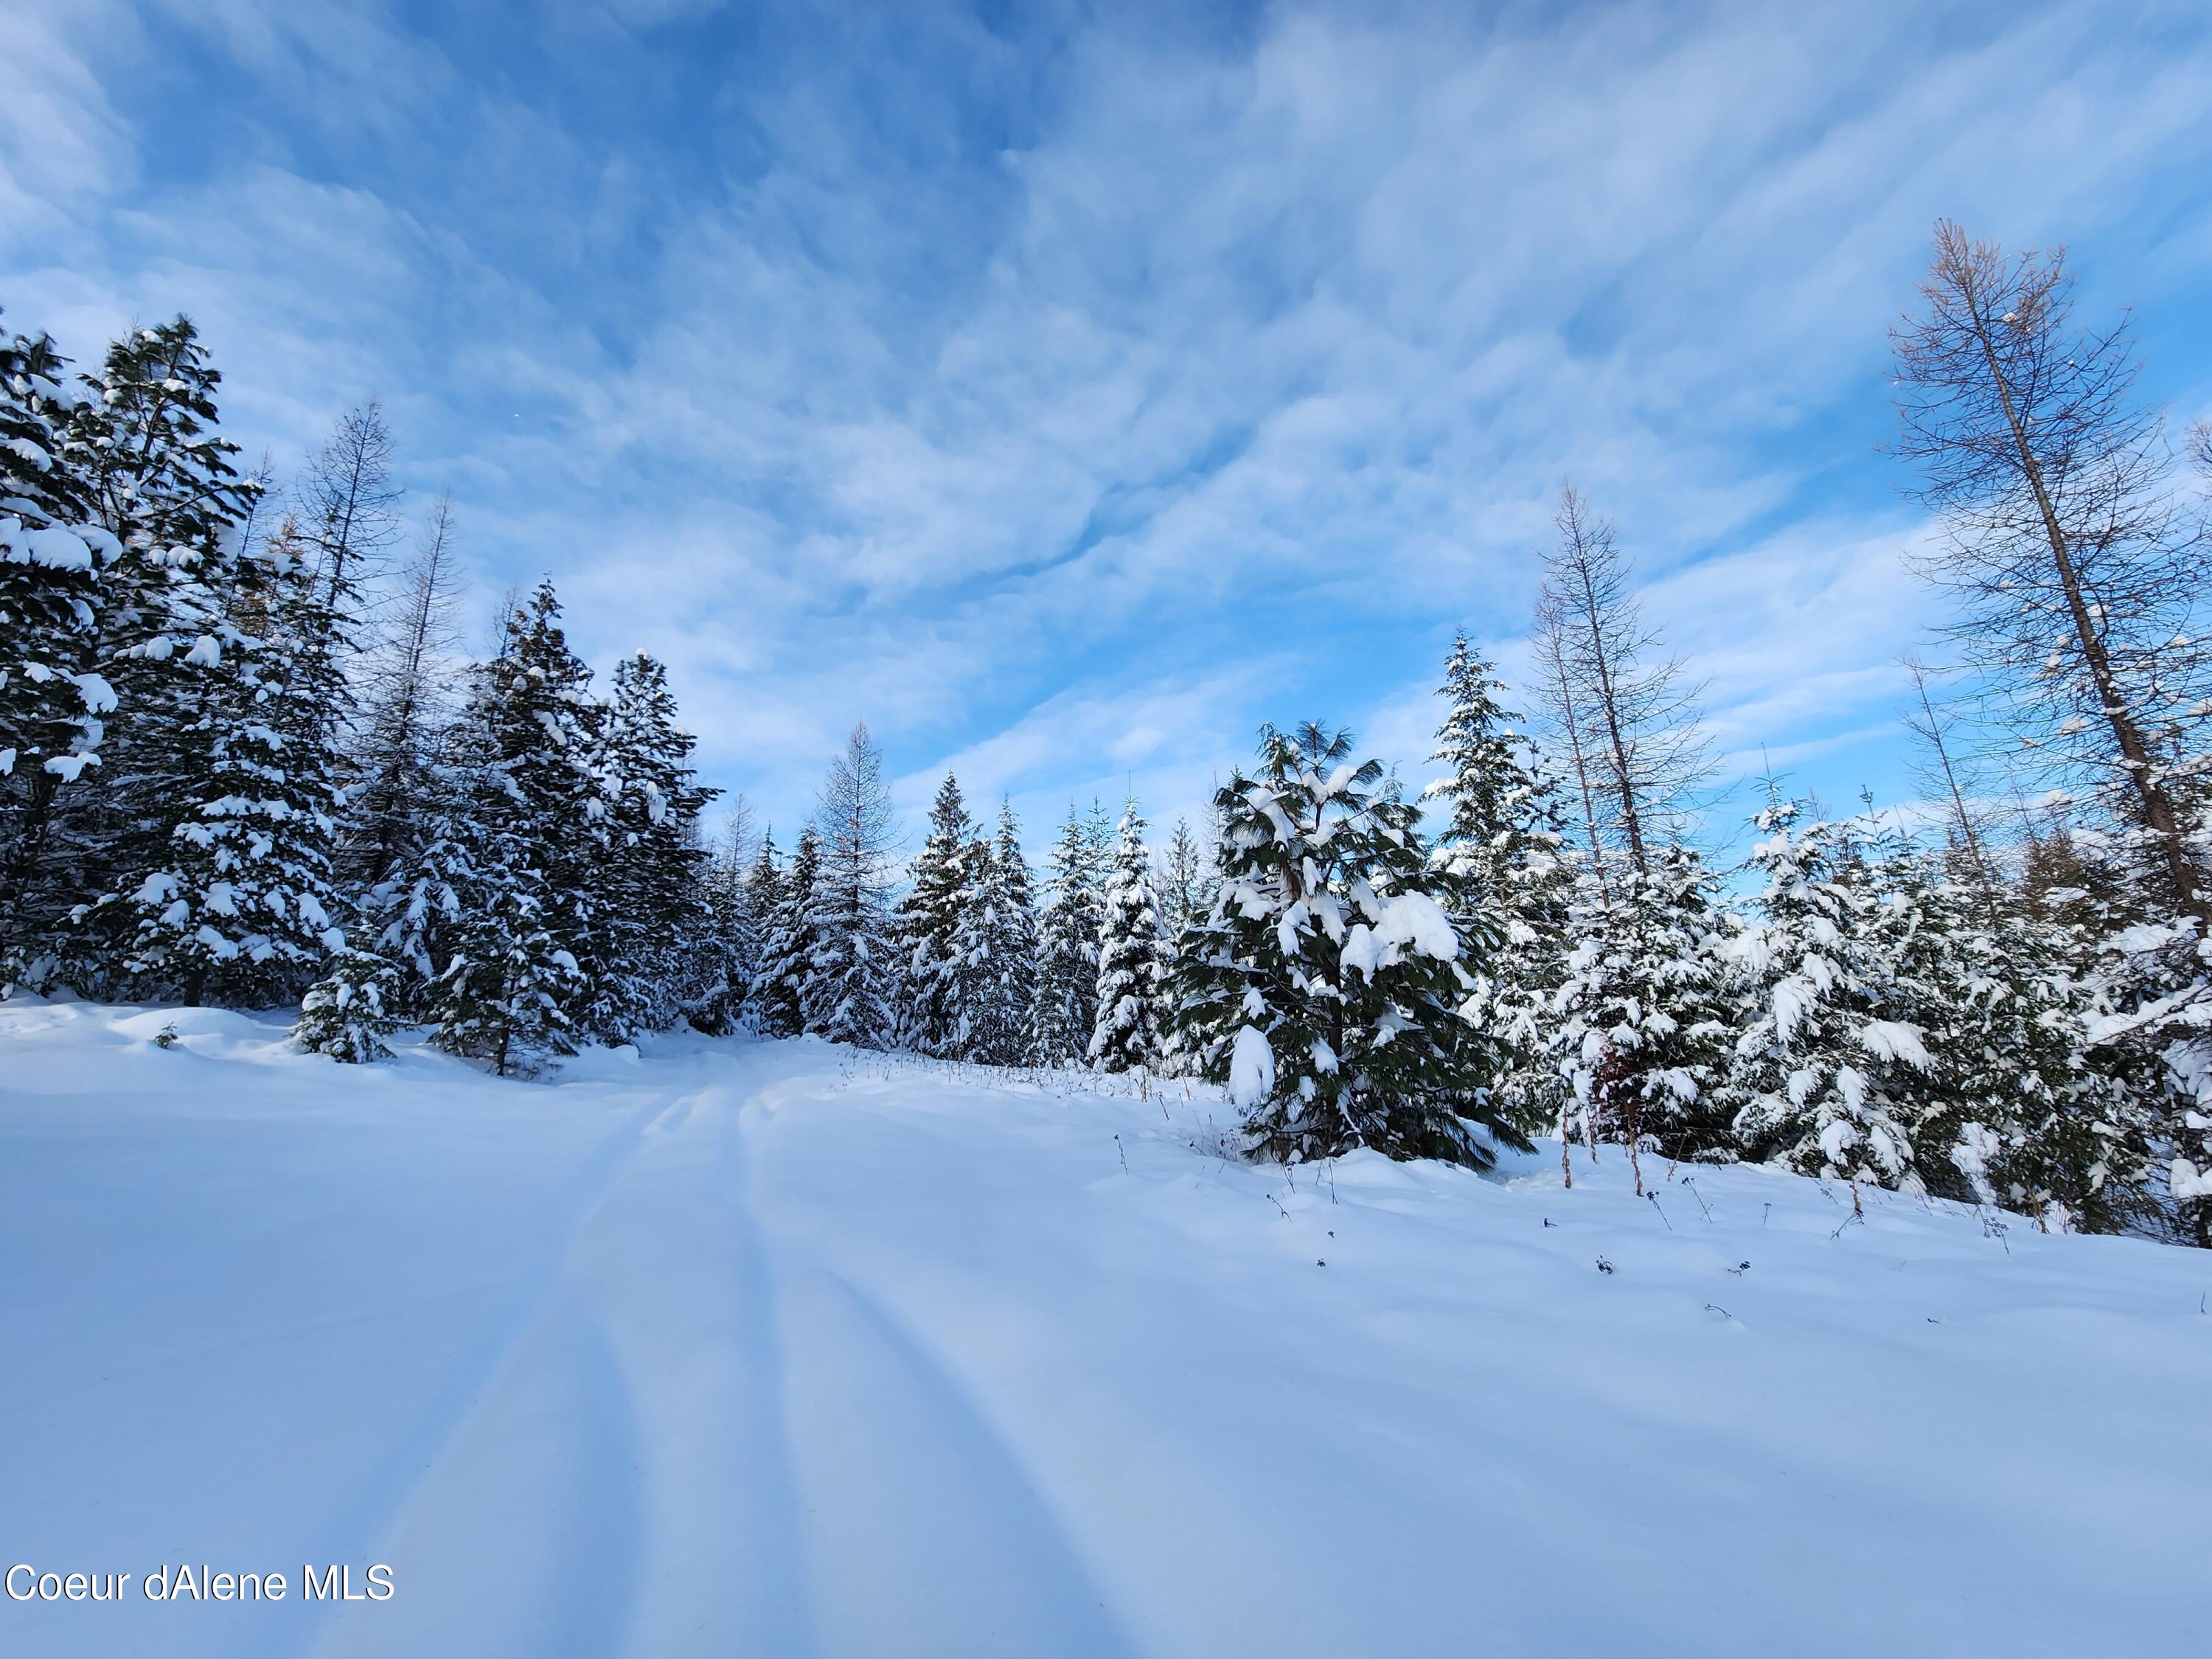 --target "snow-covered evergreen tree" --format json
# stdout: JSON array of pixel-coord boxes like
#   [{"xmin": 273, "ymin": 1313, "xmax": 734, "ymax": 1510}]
[
  {"xmin": 465, "ymin": 580, "xmax": 605, "ymax": 1013},
  {"xmin": 804, "ymin": 723, "xmax": 897, "ymax": 1048},
  {"xmin": 1168, "ymin": 722, "xmax": 1516, "ymax": 1166},
  {"xmin": 413, "ymin": 695, "xmax": 585, "ymax": 1077},
  {"xmin": 1029, "ymin": 804, "xmax": 1104, "ymax": 1065},
  {"xmin": 969, "ymin": 799, "xmax": 1037, "ymax": 1067},
  {"xmin": 1549, "ymin": 844, "xmax": 1733, "ymax": 1186},
  {"xmin": 108, "ymin": 519, "xmax": 345, "ymax": 1005},
  {"xmin": 746, "ymin": 827, "xmax": 809, "ymax": 1037},
  {"xmin": 294, "ymin": 941, "xmax": 403, "ymax": 1063},
  {"xmin": 0, "ymin": 315, "xmax": 106, "ymax": 941},
  {"xmin": 1158, "ymin": 815, "xmax": 1212, "ymax": 942},
  {"xmin": 1089, "ymin": 801, "xmax": 1167, "ymax": 1072},
  {"xmin": 587, "ymin": 650, "xmax": 714, "ymax": 1037},
  {"xmin": 4, "ymin": 317, "xmax": 260, "ymax": 987},
  {"xmin": 893, "ymin": 772, "xmax": 988, "ymax": 1057},
  {"xmin": 1725, "ymin": 804, "xmax": 1942, "ymax": 1205},
  {"xmin": 1424, "ymin": 632, "xmax": 1576, "ymax": 1130}
]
